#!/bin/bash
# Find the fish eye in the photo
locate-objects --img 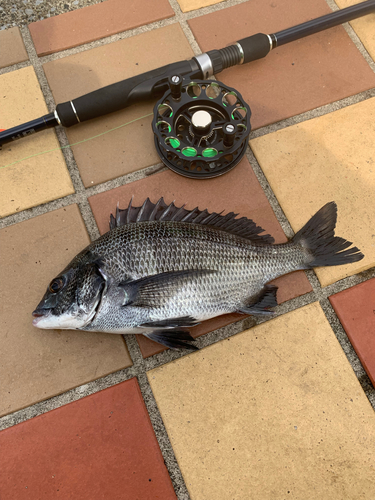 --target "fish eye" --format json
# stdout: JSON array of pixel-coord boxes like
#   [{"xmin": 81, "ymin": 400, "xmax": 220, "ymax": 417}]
[{"xmin": 49, "ymin": 277, "xmax": 64, "ymax": 294}]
